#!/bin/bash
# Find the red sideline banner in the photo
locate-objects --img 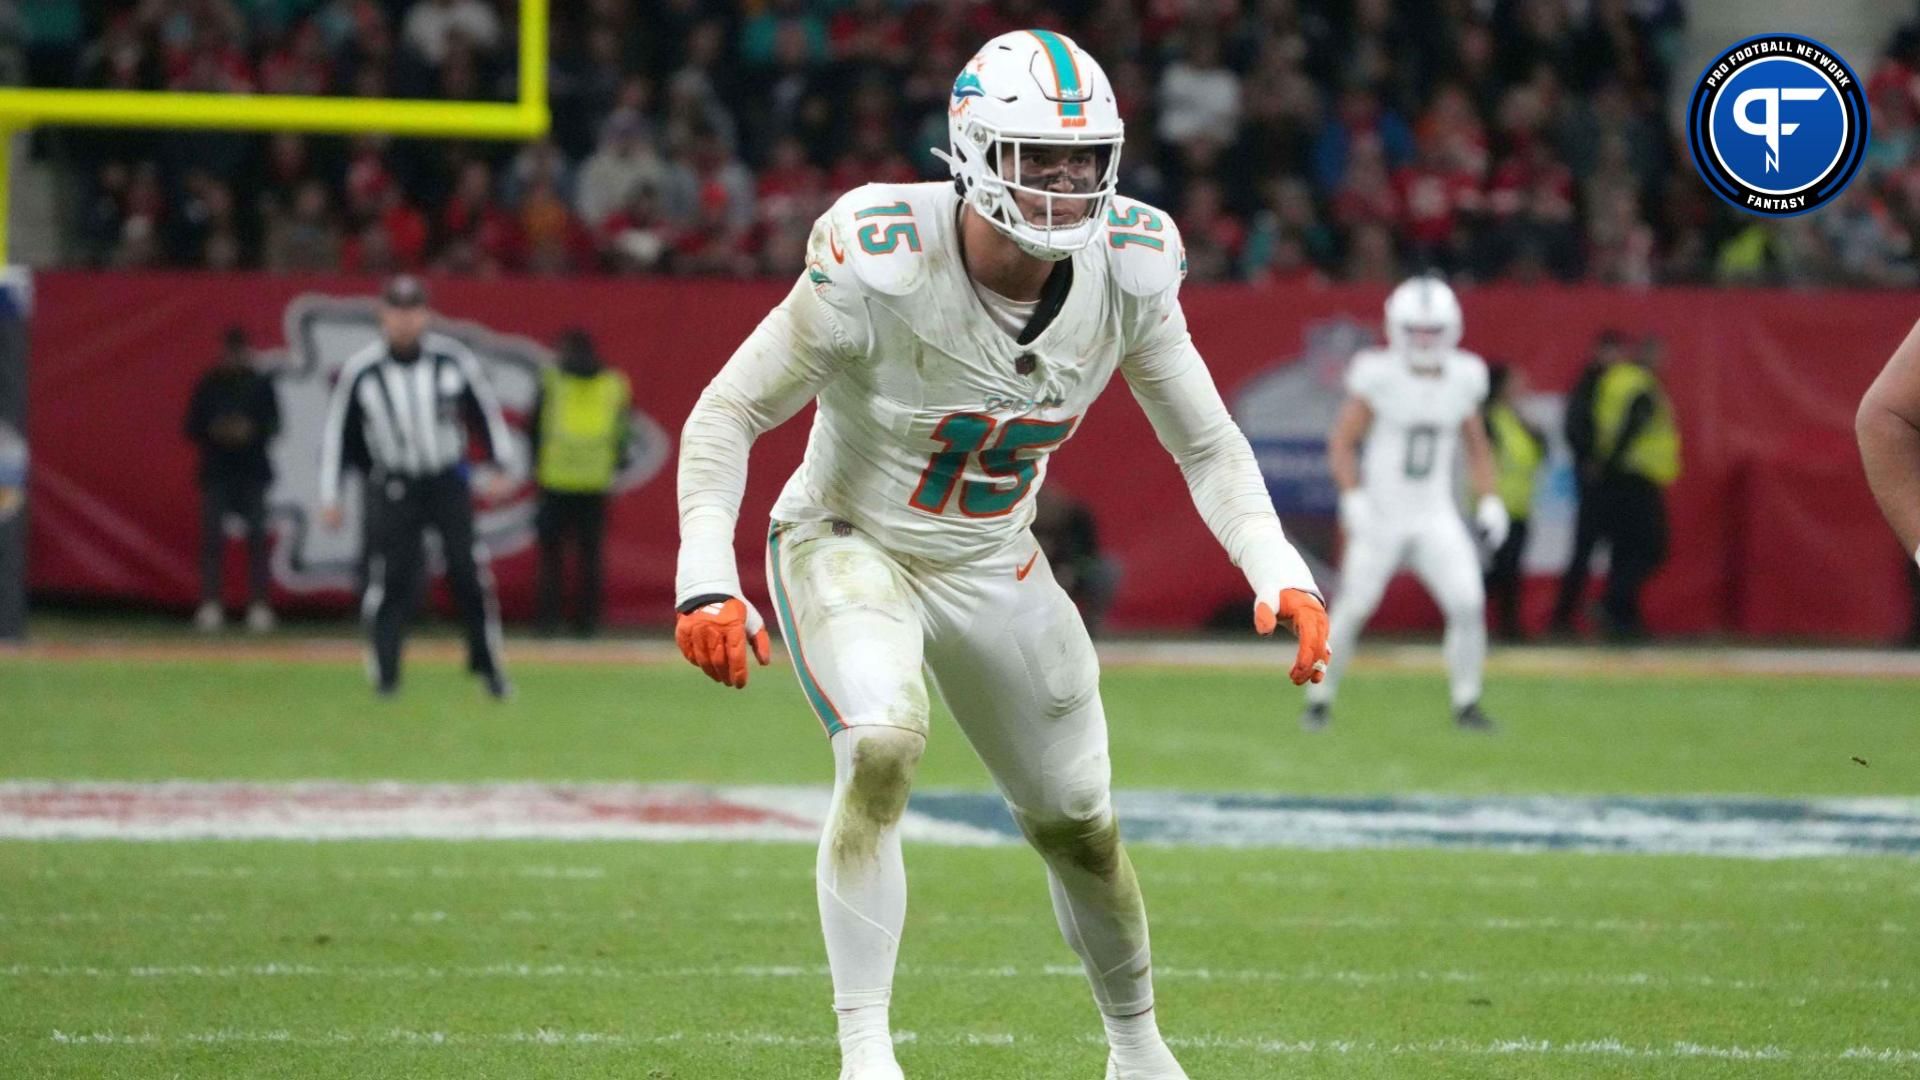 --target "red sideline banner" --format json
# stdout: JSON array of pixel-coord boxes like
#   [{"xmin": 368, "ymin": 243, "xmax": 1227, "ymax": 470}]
[{"xmin": 25, "ymin": 271, "xmax": 1917, "ymax": 639}]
